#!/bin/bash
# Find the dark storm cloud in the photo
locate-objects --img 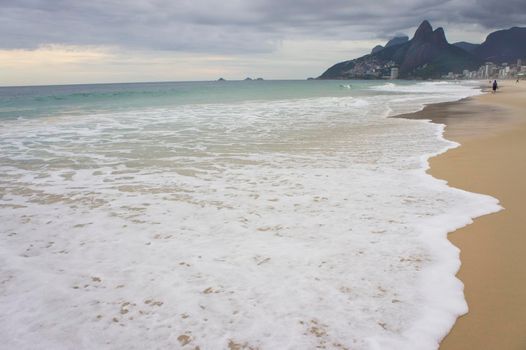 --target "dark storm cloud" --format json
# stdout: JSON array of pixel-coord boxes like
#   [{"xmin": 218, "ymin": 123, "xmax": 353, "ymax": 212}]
[{"xmin": 0, "ymin": 0, "xmax": 525, "ymax": 52}]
